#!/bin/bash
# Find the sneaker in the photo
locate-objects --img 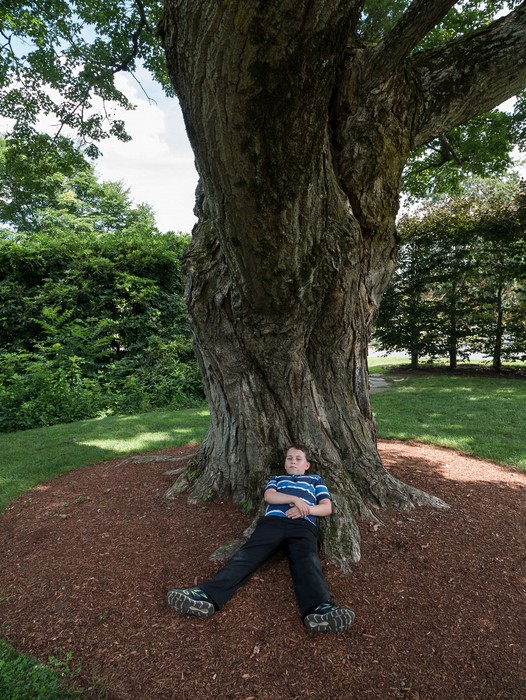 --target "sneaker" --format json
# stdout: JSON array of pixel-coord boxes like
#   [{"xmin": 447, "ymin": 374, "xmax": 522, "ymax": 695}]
[
  {"xmin": 167, "ymin": 587, "xmax": 216, "ymax": 618},
  {"xmin": 303, "ymin": 602, "xmax": 355, "ymax": 632}
]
